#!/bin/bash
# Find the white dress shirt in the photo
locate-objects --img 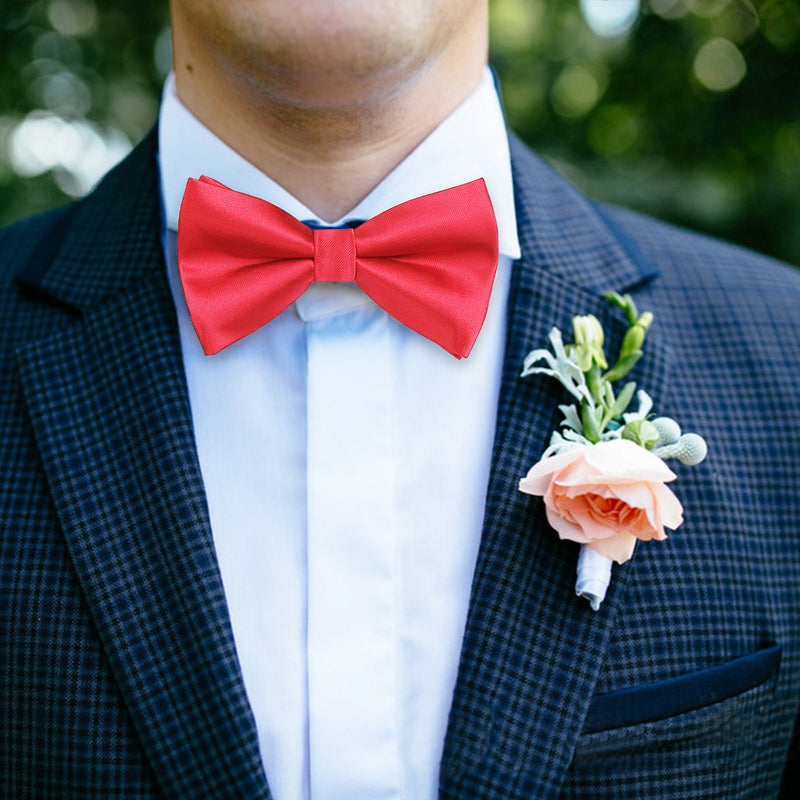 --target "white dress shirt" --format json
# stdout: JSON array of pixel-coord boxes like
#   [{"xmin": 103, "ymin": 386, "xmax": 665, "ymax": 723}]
[{"xmin": 159, "ymin": 68, "xmax": 520, "ymax": 800}]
